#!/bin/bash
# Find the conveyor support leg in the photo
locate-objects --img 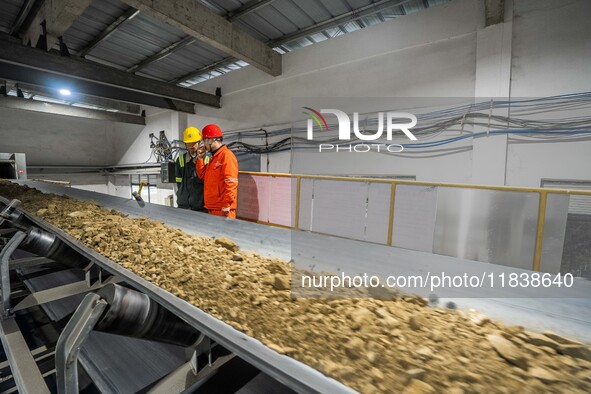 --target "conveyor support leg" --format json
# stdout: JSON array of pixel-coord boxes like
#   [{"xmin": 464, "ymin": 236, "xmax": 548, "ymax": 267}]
[
  {"xmin": 1, "ymin": 231, "xmax": 27, "ymax": 317},
  {"xmin": 55, "ymin": 293, "xmax": 107, "ymax": 394}
]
